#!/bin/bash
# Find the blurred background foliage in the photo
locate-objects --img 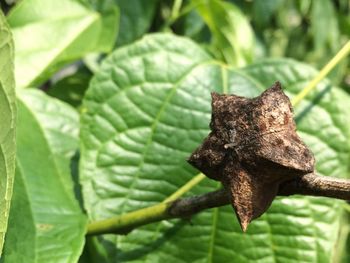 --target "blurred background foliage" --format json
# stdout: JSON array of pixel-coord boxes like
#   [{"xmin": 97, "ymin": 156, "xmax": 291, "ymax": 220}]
[
  {"xmin": 0, "ymin": 0, "xmax": 349, "ymax": 100},
  {"xmin": 161, "ymin": 0, "xmax": 350, "ymax": 90}
]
